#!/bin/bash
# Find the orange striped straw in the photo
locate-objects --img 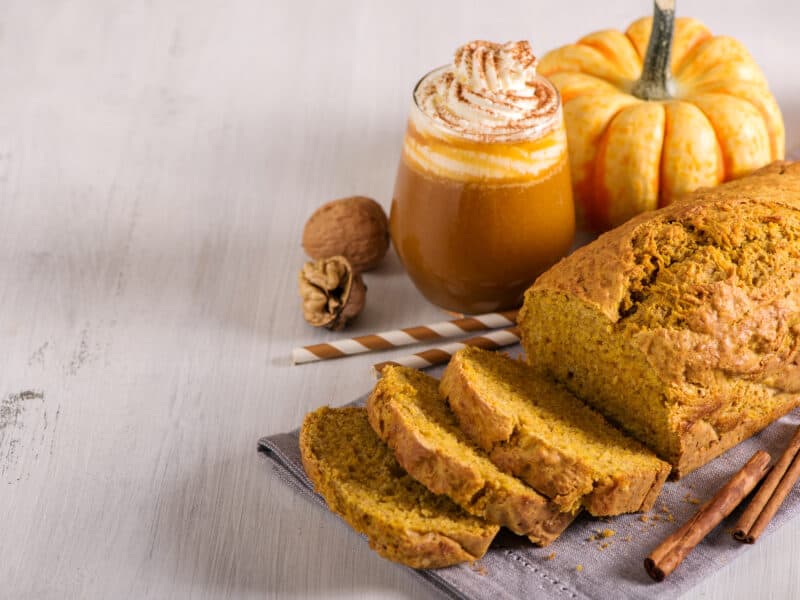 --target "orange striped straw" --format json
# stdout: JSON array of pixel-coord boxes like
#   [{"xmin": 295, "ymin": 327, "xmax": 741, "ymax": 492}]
[
  {"xmin": 292, "ymin": 310, "xmax": 518, "ymax": 365},
  {"xmin": 372, "ymin": 326, "xmax": 521, "ymax": 376}
]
